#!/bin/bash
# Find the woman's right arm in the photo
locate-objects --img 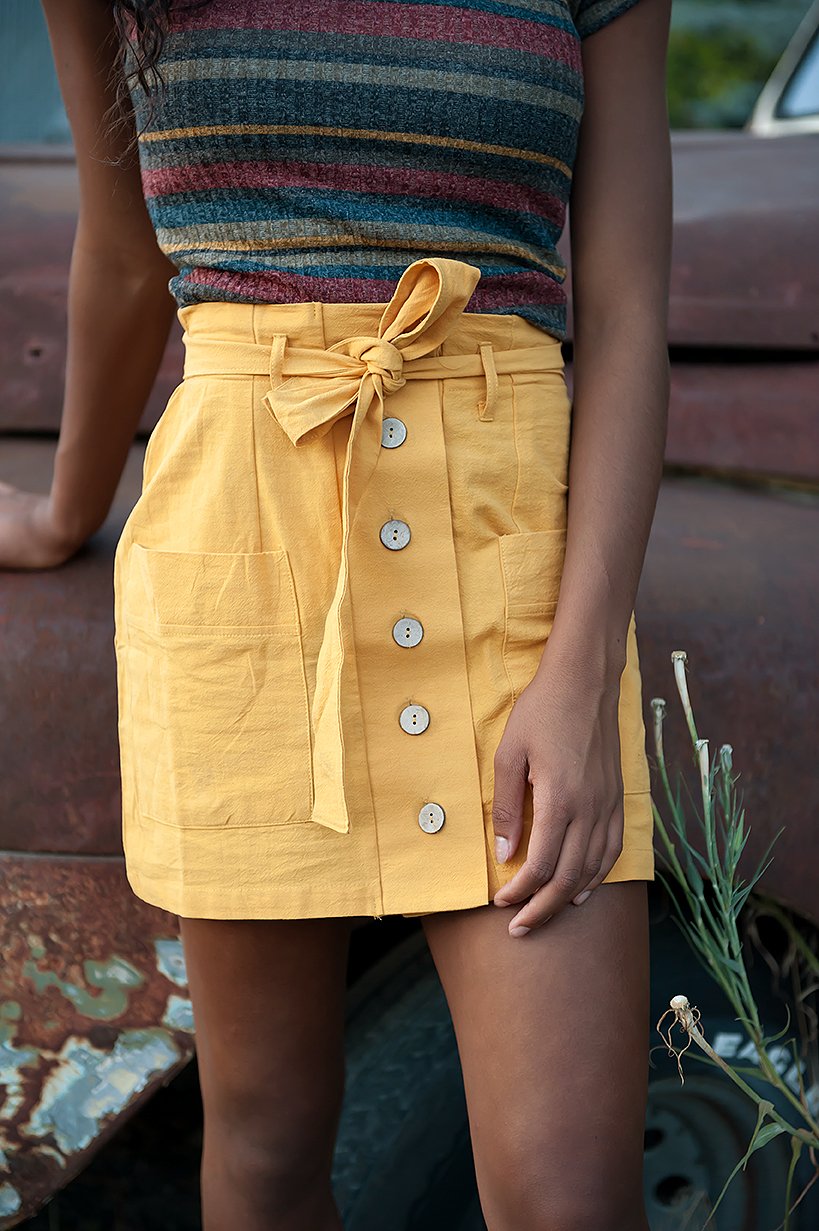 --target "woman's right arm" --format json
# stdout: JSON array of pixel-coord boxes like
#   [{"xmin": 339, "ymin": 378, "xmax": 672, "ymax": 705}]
[{"xmin": 0, "ymin": 0, "xmax": 178, "ymax": 570}]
